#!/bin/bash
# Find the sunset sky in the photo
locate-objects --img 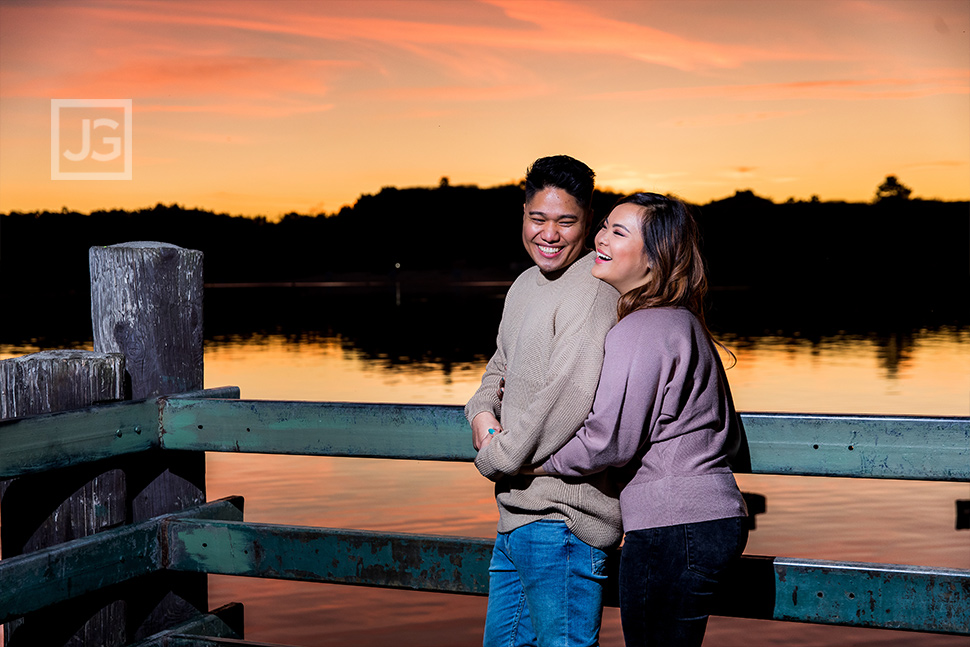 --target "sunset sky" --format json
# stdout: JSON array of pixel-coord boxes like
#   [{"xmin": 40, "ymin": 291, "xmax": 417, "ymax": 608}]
[{"xmin": 1, "ymin": 0, "xmax": 967, "ymax": 218}]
